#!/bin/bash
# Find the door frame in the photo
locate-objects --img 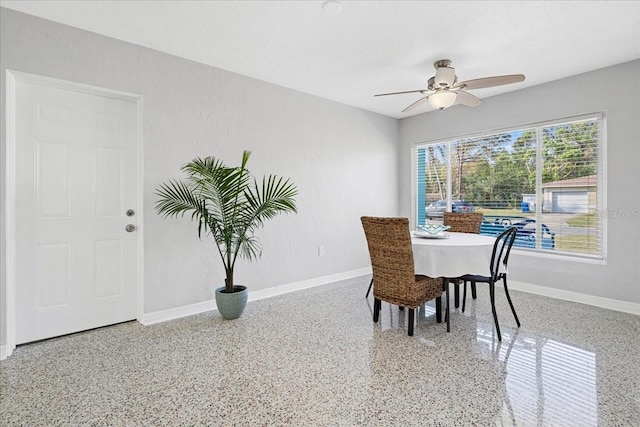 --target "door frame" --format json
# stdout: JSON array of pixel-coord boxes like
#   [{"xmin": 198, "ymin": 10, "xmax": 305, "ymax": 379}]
[{"xmin": 3, "ymin": 70, "xmax": 144, "ymax": 358}]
